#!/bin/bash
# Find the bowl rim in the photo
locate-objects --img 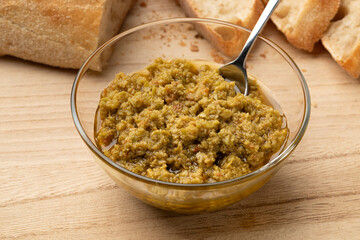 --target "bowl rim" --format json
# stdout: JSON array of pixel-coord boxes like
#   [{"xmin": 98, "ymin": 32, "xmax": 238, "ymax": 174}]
[{"xmin": 70, "ymin": 17, "xmax": 311, "ymax": 189}]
